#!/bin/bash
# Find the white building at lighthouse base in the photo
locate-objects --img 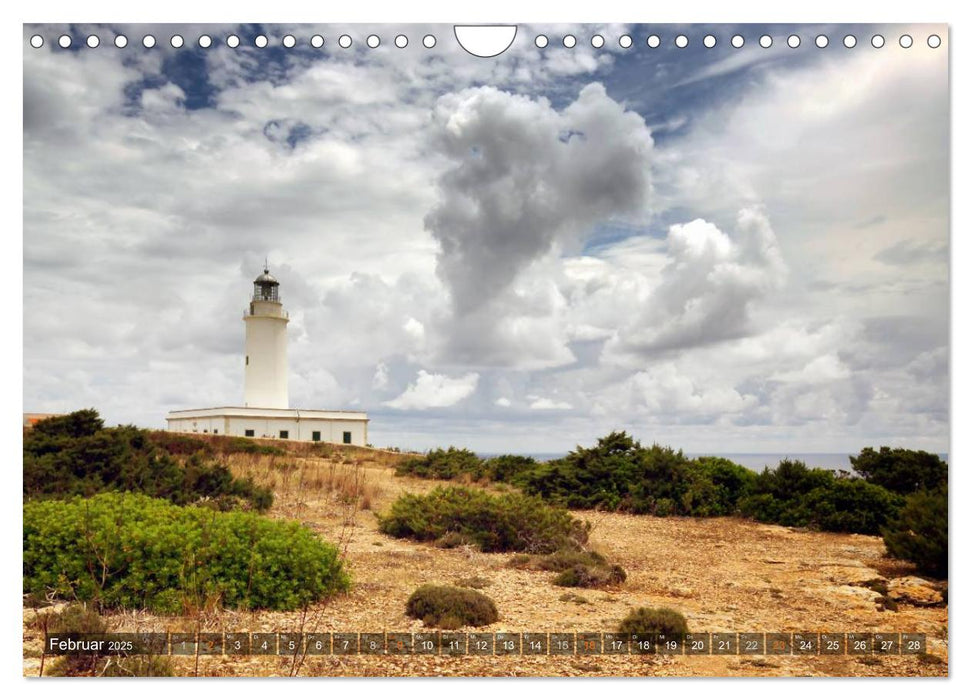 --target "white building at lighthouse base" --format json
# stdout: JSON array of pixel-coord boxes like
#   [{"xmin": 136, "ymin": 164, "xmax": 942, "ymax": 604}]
[
  {"xmin": 165, "ymin": 265, "xmax": 369, "ymax": 446},
  {"xmin": 166, "ymin": 406, "xmax": 369, "ymax": 445}
]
